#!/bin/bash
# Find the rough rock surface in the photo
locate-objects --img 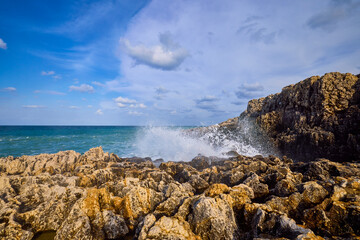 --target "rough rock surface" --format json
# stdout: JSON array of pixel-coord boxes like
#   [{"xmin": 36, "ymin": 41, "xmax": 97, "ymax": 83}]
[
  {"xmin": 1, "ymin": 147, "xmax": 360, "ymax": 239},
  {"xmin": 240, "ymin": 72, "xmax": 360, "ymax": 162}
]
